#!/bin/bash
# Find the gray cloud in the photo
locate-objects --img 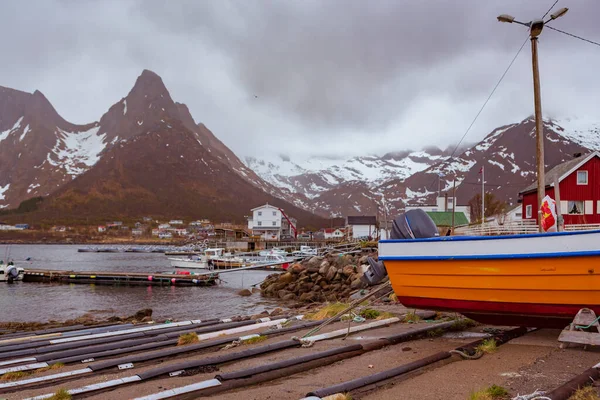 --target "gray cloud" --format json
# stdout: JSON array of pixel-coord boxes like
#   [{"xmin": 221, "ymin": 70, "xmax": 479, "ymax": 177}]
[{"xmin": 1, "ymin": 0, "xmax": 599, "ymax": 160}]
